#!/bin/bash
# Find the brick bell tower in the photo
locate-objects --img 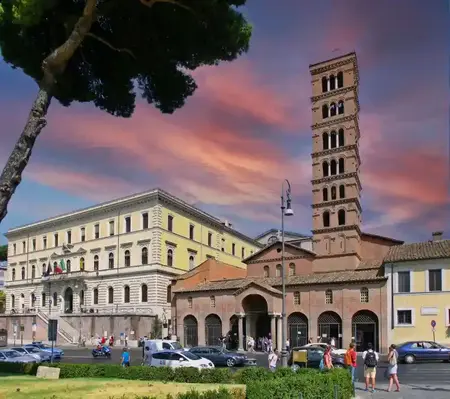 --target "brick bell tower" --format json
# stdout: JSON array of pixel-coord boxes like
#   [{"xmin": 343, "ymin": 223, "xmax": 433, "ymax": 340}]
[{"xmin": 309, "ymin": 52, "xmax": 362, "ymax": 270}]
